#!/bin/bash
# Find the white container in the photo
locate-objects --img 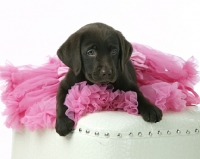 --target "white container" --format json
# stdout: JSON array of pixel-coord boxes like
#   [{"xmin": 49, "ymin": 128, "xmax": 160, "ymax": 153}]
[{"xmin": 11, "ymin": 106, "xmax": 200, "ymax": 159}]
